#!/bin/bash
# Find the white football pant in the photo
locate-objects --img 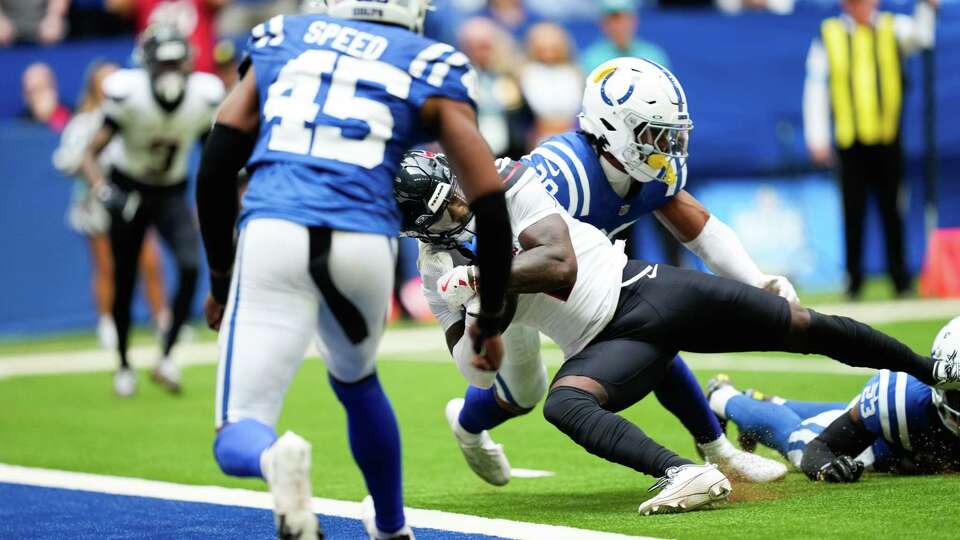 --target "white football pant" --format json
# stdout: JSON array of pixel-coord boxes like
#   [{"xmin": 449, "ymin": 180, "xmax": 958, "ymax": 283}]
[{"xmin": 215, "ymin": 218, "xmax": 395, "ymax": 429}]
